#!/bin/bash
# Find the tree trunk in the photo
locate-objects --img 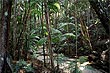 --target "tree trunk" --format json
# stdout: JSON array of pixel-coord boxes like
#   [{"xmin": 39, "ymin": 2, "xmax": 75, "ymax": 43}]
[
  {"xmin": 0, "ymin": 0, "xmax": 12, "ymax": 72},
  {"xmin": 13, "ymin": 0, "xmax": 17, "ymax": 60},
  {"xmin": 44, "ymin": 0, "xmax": 55, "ymax": 71},
  {"xmin": 41, "ymin": 2, "xmax": 46, "ymax": 67},
  {"xmin": 89, "ymin": 0, "xmax": 110, "ymax": 35}
]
